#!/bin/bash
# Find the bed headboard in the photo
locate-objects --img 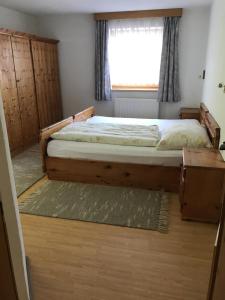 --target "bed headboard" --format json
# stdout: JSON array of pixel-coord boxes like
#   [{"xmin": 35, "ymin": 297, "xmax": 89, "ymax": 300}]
[{"xmin": 200, "ymin": 103, "xmax": 220, "ymax": 149}]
